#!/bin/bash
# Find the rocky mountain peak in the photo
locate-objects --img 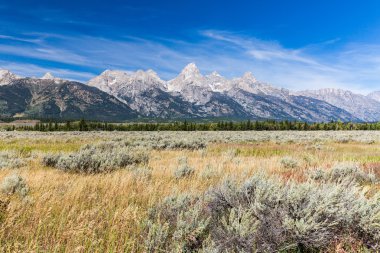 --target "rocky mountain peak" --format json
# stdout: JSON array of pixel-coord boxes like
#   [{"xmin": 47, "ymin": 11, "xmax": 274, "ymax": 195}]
[
  {"xmin": 167, "ymin": 63, "xmax": 206, "ymax": 92},
  {"xmin": 0, "ymin": 69, "xmax": 21, "ymax": 85},
  {"xmin": 241, "ymin": 72, "xmax": 257, "ymax": 83},
  {"xmin": 179, "ymin": 63, "xmax": 202, "ymax": 79},
  {"xmin": 41, "ymin": 72, "xmax": 55, "ymax": 80},
  {"xmin": 40, "ymin": 72, "xmax": 64, "ymax": 84},
  {"xmin": 131, "ymin": 69, "xmax": 167, "ymax": 90},
  {"xmin": 205, "ymin": 71, "xmax": 231, "ymax": 92},
  {"xmin": 133, "ymin": 69, "xmax": 163, "ymax": 83},
  {"xmin": 88, "ymin": 69, "xmax": 166, "ymax": 97}
]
